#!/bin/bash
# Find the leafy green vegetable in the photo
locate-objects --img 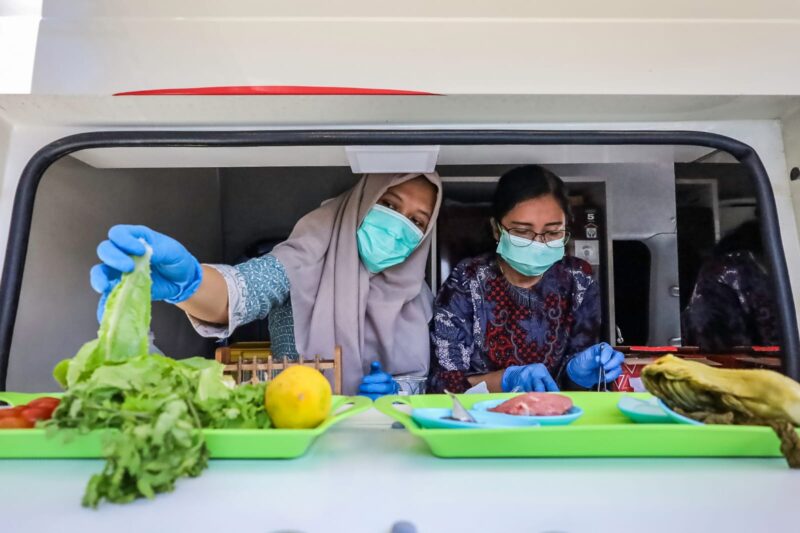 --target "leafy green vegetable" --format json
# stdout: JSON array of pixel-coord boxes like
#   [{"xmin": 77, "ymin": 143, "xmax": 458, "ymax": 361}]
[
  {"xmin": 47, "ymin": 244, "xmax": 269, "ymax": 507},
  {"xmin": 197, "ymin": 380, "xmax": 270, "ymax": 430},
  {"xmin": 54, "ymin": 244, "xmax": 153, "ymax": 389},
  {"xmin": 49, "ymin": 354, "xmax": 268, "ymax": 507}
]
